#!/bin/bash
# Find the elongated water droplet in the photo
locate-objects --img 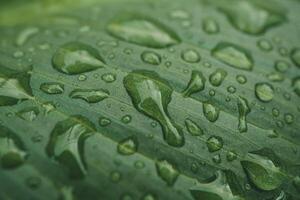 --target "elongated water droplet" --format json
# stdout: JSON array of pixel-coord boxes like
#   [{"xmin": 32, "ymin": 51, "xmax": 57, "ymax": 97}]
[
  {"xmin": 0, "ymin": 66, "xmax": 33, "ymax": 106},
  {"xmin": 155, "ymin": 160, "xmax": 179, "ymax": 186},
  {"xmin": 274, "ymin": 60, "xmax": 290, "ymax": 72},
  {"xmin": 291, "ymin": 48, "xmax": 300, "ymax": 68},
  {"xmin": 203, "ymin": 102, "xmax": 220, "ymax": 122},
  {"xmin": 182, "ymin": 70, "xmax": 206, "ymax": 97},
  {"xmin": 46, "ymin": 115, "xmax": 96, "ymax": 178},
  {"xmin": 237, "ymin": 96, "xmax": 250, "ymax": 133},
  {"xmin": 267, "ymin": 72, "xmax": 284, "ymax": 82},
  {"xmin": 219, "ymin": 1, "xmax": 286, "ymax": 35},
  {"xmin": 17, "ymin": 107, "xmax": 39, "ymax": 121},
  {"xmin": 292, "ymin": 77, "xmax": 300, "ymax": 97},
  {"xmin": 141, "ymin": 51, "xmax": 161, "ymax": 65},
  {"xmin": 203, "ymin": 18, "xmax": 219, "ymax": 34},
  {"xmin": 107, "ymin": 15, "xmax": 180, "ymax": 48},
  {"xmin": 40, "ymin": 82, "xmax": 64, "ymax": 94},
  {"xmin": 241, "ymin": 150, "xmax": 285, "ymax": 191},
  {"xmin": 181, "ymin": 49, "xmax": 201, "ymax": 63},
  {"xmin": 124, "ymin": 70, "xmax": 184, "ymax": 147},
  {"xmin": 117, "ymin": 137, "xmax": 138, "ymax": 155},
  {"xmin": 209, "ymin": 69, "xmax": 227, "ymax": 87},
  {"xmin": 206, "ymin": 136, "xmax": 223, "ymax": 152},
  {"xmin": 0, "ymin": 125, "xmax": 27, "ymax": 169},
  {"xmin": 255, "ymin": 83, "xmax": 274, "ymax": 102},
  {"xmin": 98, "ymin": 117, "xmax": 111, "ymax": 126},
  {"xmin": 101, "ymin": 73, "xmax": 116, "ymax": 83},
  {"xmin": 212, "ymin": 42, "xmax": 253, "ymax": 71},
  {"xmin": 169, "ymin": 10, "xmax": 190, "ymax": 20},
  {"xmin": 185, "ymin": 119, "xmax": 203, "ymax": 136},
  {"xmin": 69, "ymin": 89, "xmax": 109, "ymax": 103},
  {"xmin": 257, "ymin": 39, "xmax": 273, "ymax": 52},
  {"xmin": 190, "ymin": 170, "xmax": 244, "ymax": 200},
  {"xmin": 52, "ymin": 42, "xmax": 105, "ymax": 75}
]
